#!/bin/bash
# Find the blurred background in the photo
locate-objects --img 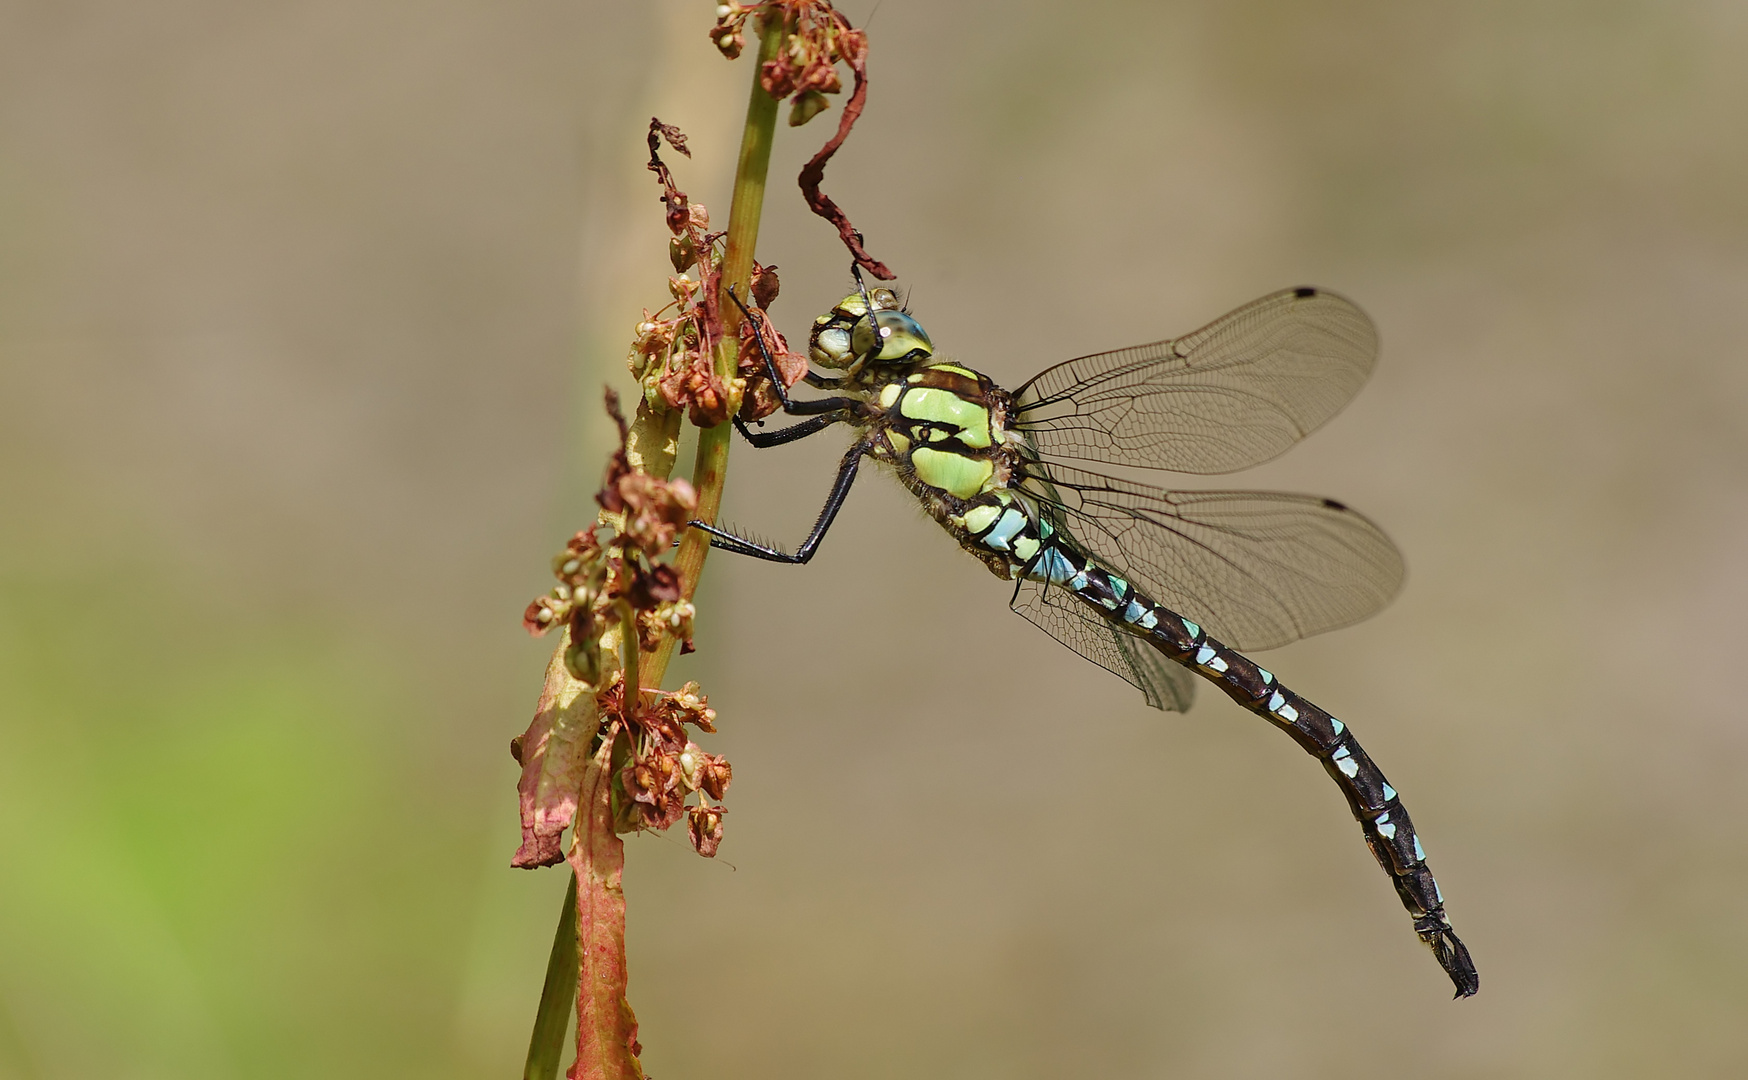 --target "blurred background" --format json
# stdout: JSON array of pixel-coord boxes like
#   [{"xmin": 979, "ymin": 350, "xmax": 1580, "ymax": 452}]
[{"xmin": 3, "ymin": 2, "xmax": 1746, "ymax": 1077}]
